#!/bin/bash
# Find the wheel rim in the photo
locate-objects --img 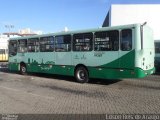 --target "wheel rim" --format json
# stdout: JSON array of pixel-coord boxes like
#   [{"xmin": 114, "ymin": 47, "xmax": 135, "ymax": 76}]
[
  {"xmin": 77, "ymin": 70, "xmax": 87, "ymax": 81},
  {"xmin": 21, "ymin": 66, "xmax": 26, "ymax": 73}
]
